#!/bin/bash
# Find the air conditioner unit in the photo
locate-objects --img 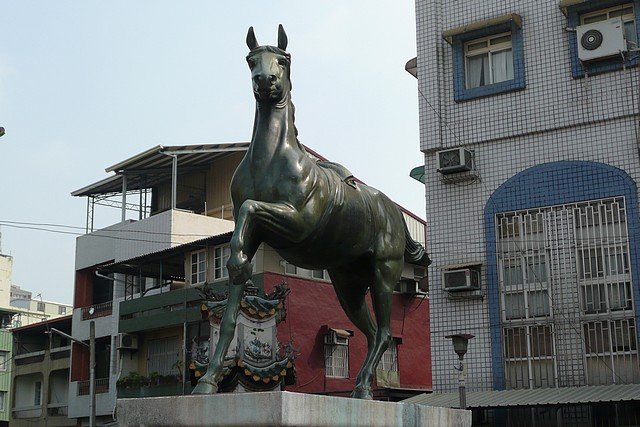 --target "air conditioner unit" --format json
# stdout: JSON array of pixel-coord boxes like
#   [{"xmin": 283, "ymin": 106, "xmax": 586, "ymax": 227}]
[
  {"xmin": 443, "ymin": 268, "xmax": 480, "ymax": 292},
  {"xmin": 437, "ymin": 148, "xmax": 473, "ymax": 174},
  {"xmin": 577, "ymin": 18, "xmax": 627, "ymax": 62},
  {"xmin": 398, "ymin": 280, "xmax": 419, "ymax": 295},
  {"xmin": 324, "ymin": 330, "xmax": 349, "ymax": 346},
  {"xmin": 117, "ymin": 333, "xmax": 138, "ymax": 350}
]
